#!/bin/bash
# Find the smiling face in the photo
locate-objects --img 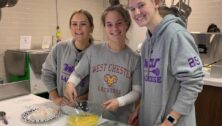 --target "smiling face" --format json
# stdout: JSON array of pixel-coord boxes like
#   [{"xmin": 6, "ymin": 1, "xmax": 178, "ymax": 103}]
[
  {"xmin": 128, "ymin": 0, "xmax": 160, "ymax": 28},
  {"xmin": 70, "ymin": 13, "xmax": 93, "ymax": 43},
  {"xmin": 104, "ymin": 10, "xmax": 128, "ymax": 43}
]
